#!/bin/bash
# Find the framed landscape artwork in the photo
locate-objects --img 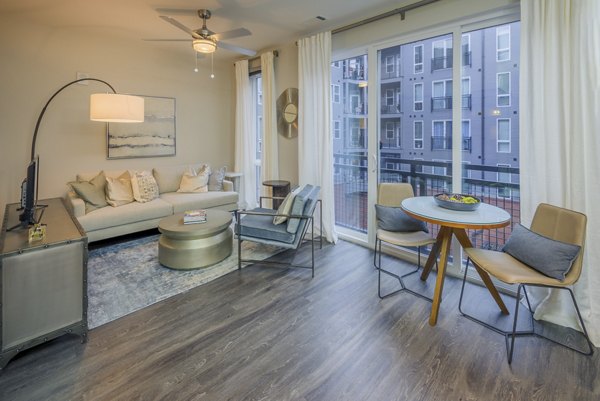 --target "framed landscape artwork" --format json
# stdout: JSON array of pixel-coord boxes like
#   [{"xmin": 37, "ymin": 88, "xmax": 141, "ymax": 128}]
[{"xmin": 107, "ymin": 95, "xmax": 176, "ymax": 159}]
